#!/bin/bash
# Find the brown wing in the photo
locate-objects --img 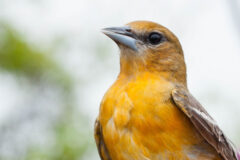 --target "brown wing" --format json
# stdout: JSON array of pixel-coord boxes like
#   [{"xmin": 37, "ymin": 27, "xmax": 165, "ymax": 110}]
[
  {"xmin": 94, "ymin": 118, "xmax": 112, "ymax": 160},
  {"xmin": 172, "ymin": 88, "xmax": 238, "ymax": 160}
]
